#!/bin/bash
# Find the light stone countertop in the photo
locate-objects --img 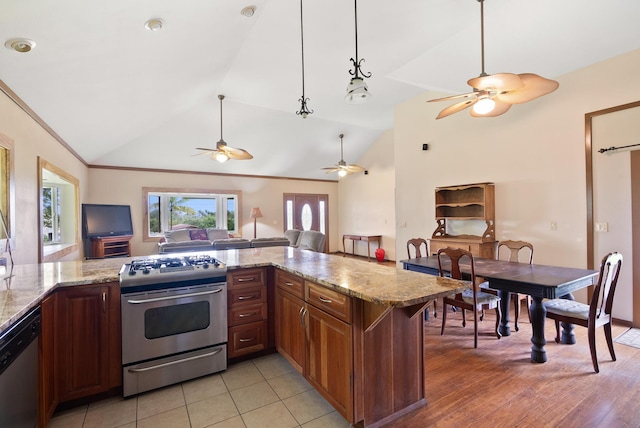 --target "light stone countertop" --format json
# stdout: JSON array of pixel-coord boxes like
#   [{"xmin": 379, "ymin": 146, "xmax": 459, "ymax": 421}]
[{"xmin": 0, "ymin": 247, "xmax": 468, "ymax": 335}]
